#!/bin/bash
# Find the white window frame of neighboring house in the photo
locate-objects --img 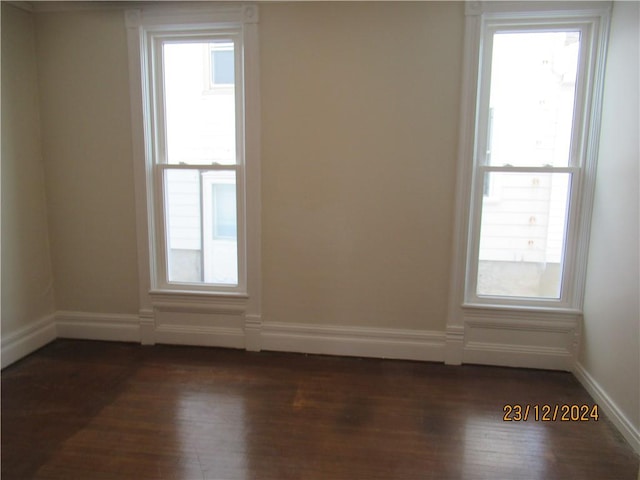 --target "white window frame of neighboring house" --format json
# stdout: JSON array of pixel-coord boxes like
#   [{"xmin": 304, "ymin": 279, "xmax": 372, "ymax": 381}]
[
  {"xmin": 203, "ymin": 172, "xmax": 237, "ymax": 241},
  {"xmin": 208, "ymin": 42, "xmax": 235, "ymax": 90},
  {"xmin": 449, "ymin": 2, "xmax": 610, "ymax": 314},
  {"xmin": 125, "ymin": 4, "xmax": 261, "ymax": 321}
]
